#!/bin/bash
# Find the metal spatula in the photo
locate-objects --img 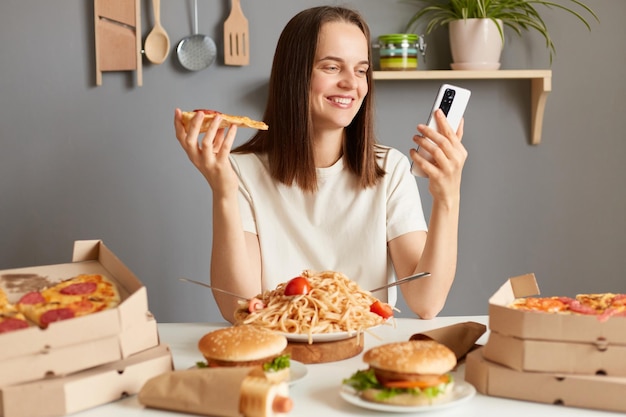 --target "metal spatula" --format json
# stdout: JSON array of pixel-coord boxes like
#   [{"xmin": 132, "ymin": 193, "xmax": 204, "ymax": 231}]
[{"xmin": 223, "ymin": 0, "xmax": 249, "ymax": 66}]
